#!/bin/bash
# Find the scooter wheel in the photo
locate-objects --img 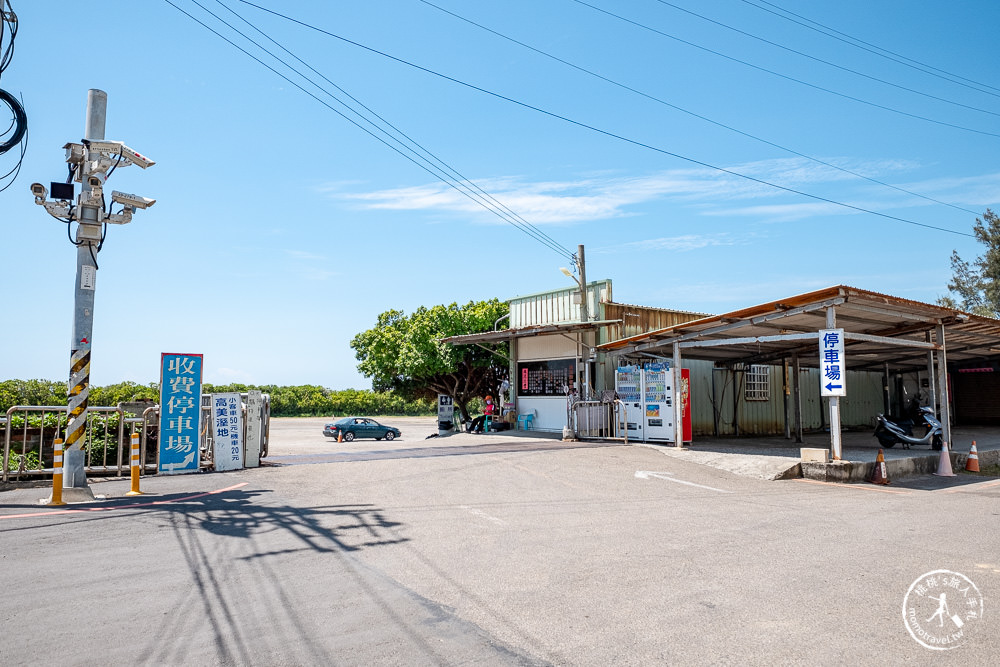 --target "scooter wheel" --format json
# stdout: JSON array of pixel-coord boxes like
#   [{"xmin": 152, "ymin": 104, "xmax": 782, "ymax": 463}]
[
  {"xmin": 877, "ymin": 437, "xmax": 897, "ymax": 449},
  {"xmin": 932, "ymin": 435, "xmax": 943, "ymax": 451}
]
